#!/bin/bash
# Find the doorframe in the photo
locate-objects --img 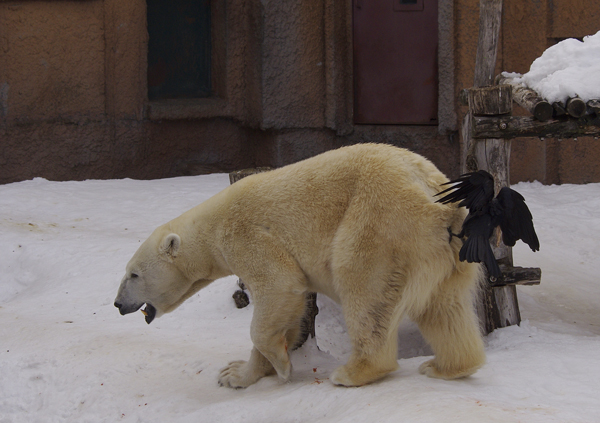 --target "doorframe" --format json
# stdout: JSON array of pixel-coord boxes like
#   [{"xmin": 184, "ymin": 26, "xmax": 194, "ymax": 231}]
[{"xmin": 325, "ymin": 0, "xmax": 456, "ymax": 133}]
